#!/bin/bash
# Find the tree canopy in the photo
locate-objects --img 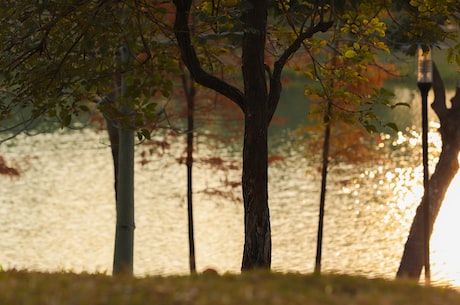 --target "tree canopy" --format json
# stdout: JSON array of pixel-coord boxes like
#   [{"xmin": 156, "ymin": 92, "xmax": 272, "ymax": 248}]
[
  {"xmin": 1, "ymin": 0, "xmax": 459, "ymax": 136},
  {"xmin": 0, "ymin": 1, "xmax": 177, "ymax": 139}
]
